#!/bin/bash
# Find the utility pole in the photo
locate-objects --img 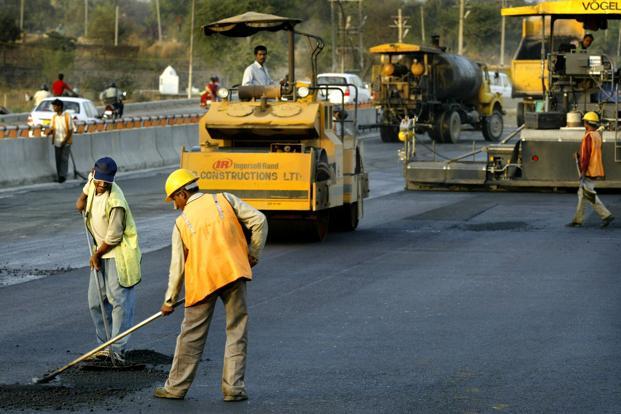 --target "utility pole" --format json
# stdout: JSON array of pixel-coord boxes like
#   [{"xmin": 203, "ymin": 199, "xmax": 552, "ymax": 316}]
[
  {"xmin": 500, "ymin": 0, "xmax": 506, "ymax": 67},
  {"xmin": 331, "ymin": 1, "xmax": 337, "ymax": 71},
  {"xmin": 155, "ymin": 0, "xmax": 162, "ymax": 42},
  {"xmin": 187, "ymin": 0, "xmax": 195, "ymax": 98},
  {"xmin": 333, "ymin": 0, "xmax": 365, "ymax": 74},
  {"xmin": 84, "ymin": 0, "xmax": 88, "ymax": 38},
  {"xmin": 20, "ymin": 0, "xmax": 24, "ymax": 32},
  {"xmin": 391, "ymin": 9, "xmax": 410, "ymax": 43},
  {"xmin": 458, "ymin": 0, "xmax": 465, "ymax": 54},
  {"xmin": 114, "ymin": 3, "xmax": 119, "ymax": 46},
  {"xmin": 420, "ymin": 5, "xmax": 426, "ymax": 43}
]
